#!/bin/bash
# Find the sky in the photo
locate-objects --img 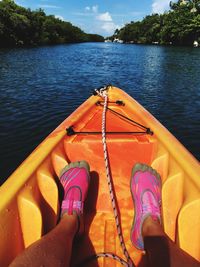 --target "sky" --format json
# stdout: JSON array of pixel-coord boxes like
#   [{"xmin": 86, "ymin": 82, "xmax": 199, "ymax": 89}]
[{"xmin": 14, "ymin": 0, "xmax": 171, "ymax": 37}]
